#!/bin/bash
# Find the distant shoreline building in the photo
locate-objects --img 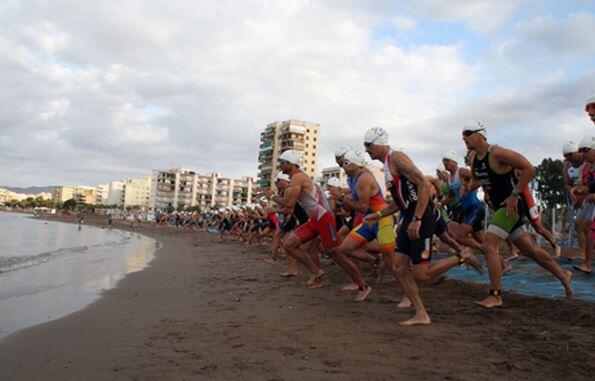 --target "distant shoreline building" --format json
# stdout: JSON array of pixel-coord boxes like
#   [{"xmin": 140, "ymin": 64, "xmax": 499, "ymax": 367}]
[
  {"xmin": 149, "ymin": 168, "xmax": 254, "ymax": 212},
  {"xmin": 257, "ymin": 120, "xmax": 320, "ymax": 188}
]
